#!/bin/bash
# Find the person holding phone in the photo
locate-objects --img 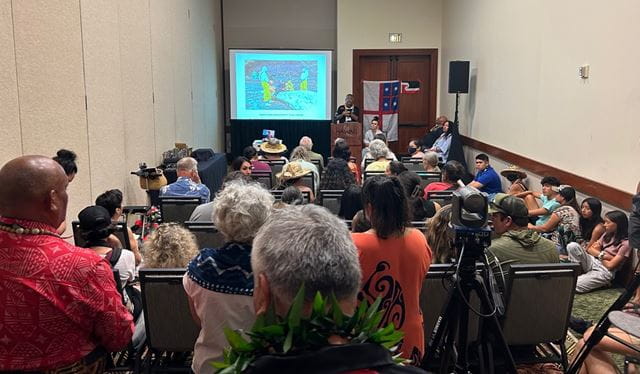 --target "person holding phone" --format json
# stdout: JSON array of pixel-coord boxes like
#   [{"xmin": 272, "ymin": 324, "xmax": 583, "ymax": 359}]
[{"xmin": 335, "ymin": 94, "xmax": 360, "ymax": 123}]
